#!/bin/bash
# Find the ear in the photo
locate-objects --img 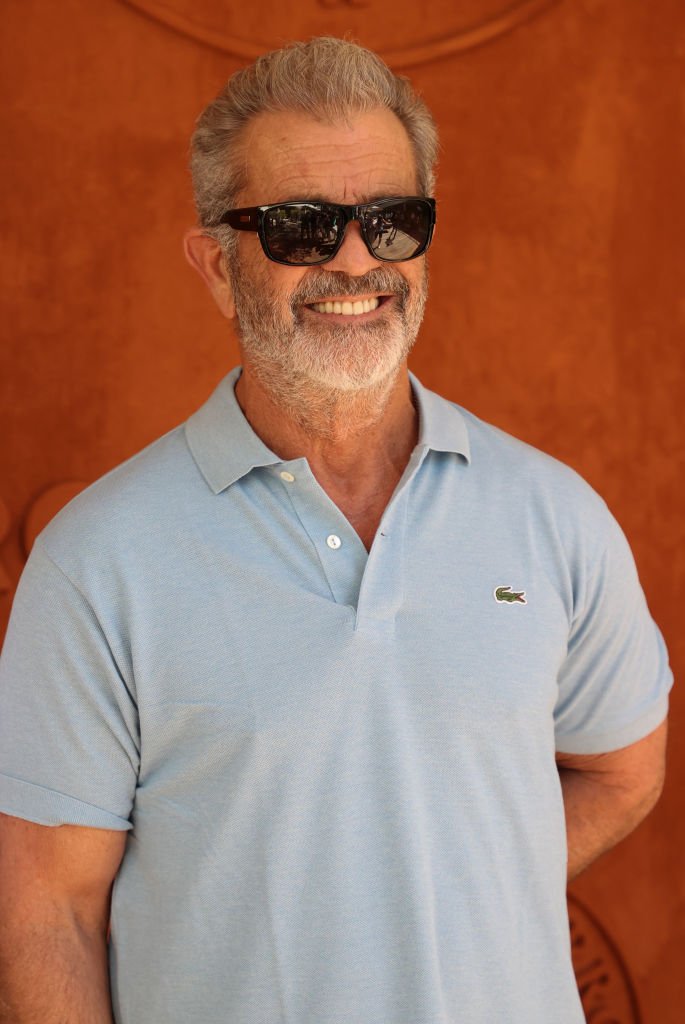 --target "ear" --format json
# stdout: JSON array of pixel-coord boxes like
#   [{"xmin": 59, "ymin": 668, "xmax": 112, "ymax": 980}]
[{"xmin": 183, "ymin": 227, "xmax": 236, "ymax": 320}]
